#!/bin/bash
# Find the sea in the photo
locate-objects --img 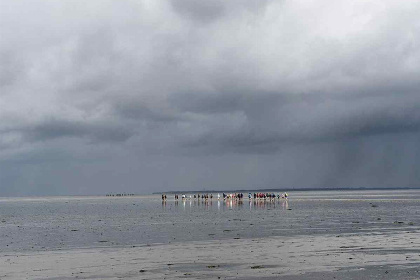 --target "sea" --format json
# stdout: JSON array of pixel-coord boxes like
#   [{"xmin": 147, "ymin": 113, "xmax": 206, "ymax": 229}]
[{"xmin": 1, "ymin": 189, "xmax": 419, "ymax": 253}]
